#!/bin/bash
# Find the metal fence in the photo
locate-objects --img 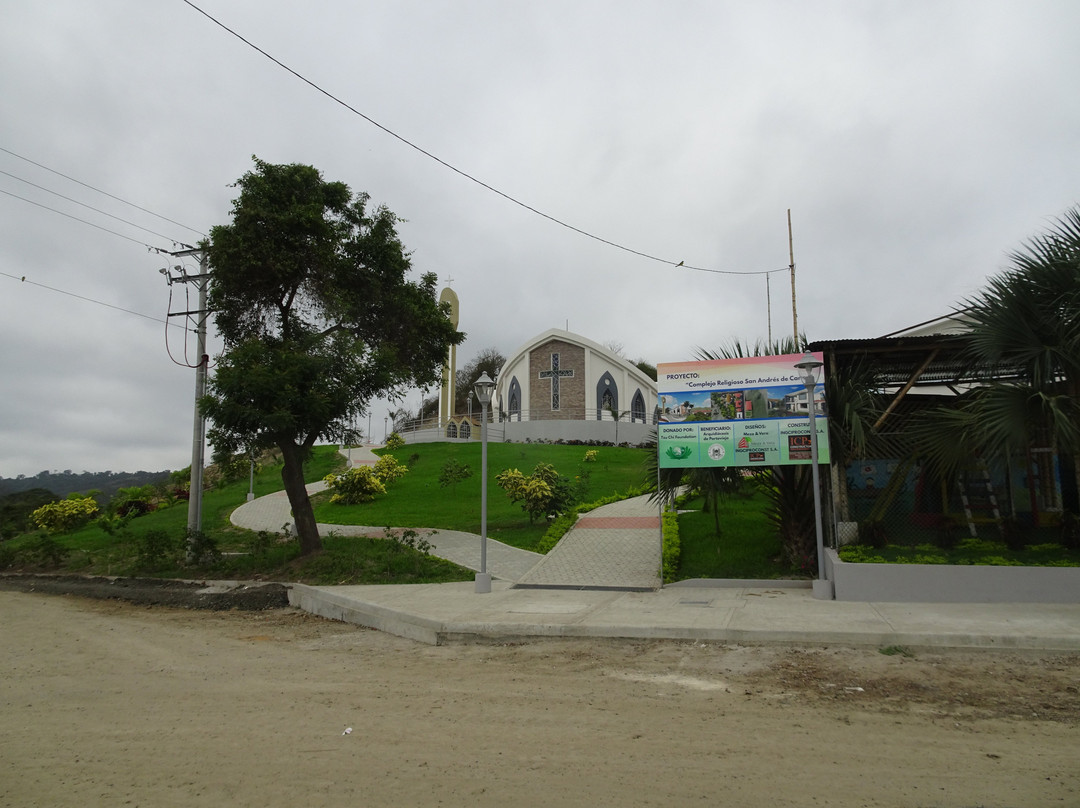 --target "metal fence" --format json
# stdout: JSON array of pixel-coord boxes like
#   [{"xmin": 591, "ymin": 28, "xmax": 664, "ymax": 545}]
[{"xmin": 833, "ymin": 445, "xmax": 1069, "ymax": 548}]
